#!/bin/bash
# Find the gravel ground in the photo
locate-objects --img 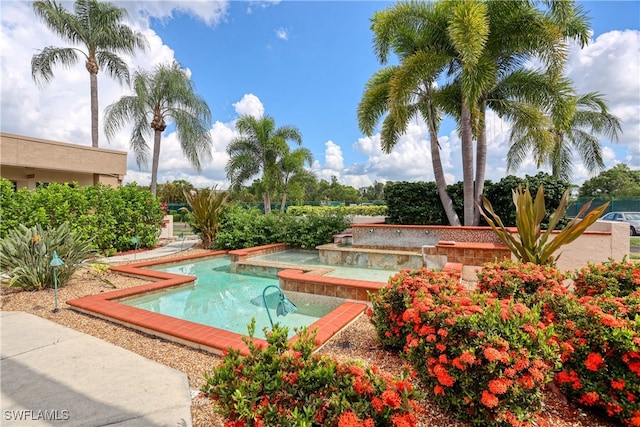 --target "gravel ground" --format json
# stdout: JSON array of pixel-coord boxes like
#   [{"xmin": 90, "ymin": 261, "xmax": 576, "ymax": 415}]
[{"xmin": 0, "ymin": 249, "xmax": 620, "ymax": 427}]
